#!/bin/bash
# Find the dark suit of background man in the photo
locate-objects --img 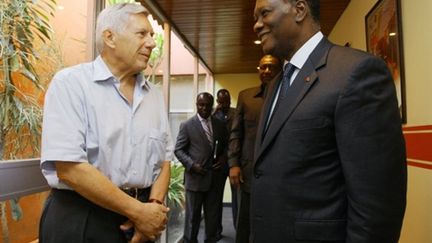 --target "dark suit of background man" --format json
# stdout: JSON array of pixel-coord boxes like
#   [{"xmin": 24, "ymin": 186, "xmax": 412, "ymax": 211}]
[
  {"xmin": 175, "ymin": 92, "xmax": 228, "ymax": 243},
  {"xmin": 228, "ymin": 55, "xmax": 281, "ymax": 243},
  {"xmin": 251, "ymin": 0, "xmax": 407, "ymax": 242},
  {"xmin": 213, "ymin": 88, "xmax": 237, "ymax": 238}
]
